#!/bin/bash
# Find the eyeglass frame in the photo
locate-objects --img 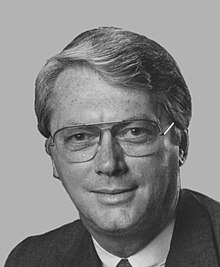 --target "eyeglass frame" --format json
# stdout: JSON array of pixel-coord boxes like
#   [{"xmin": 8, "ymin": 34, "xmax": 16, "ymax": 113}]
[{"xmin": 47, "ymin": 119, "xmax": 175, "ymax": 163}]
